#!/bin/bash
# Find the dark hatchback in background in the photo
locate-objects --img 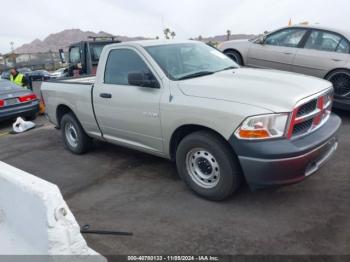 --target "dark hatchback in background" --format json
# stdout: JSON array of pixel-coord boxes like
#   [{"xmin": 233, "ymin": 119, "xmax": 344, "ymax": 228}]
[
  {"xmin": 0, "ymin": 79, "xmax": 39, "ymax": 122},
  {"xmin": 27, "ymin": 70, "xmax": 51, "ymax": 81}
]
